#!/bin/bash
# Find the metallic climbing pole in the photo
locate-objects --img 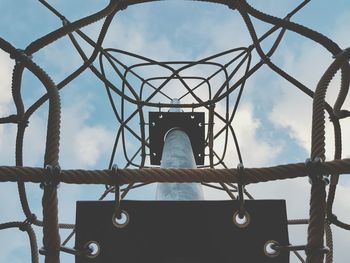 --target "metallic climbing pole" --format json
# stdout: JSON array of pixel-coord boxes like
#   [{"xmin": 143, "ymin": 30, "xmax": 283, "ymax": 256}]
[{"xmin": 156, "ymin": 99, "xmax": 204, "ymax": 200}]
